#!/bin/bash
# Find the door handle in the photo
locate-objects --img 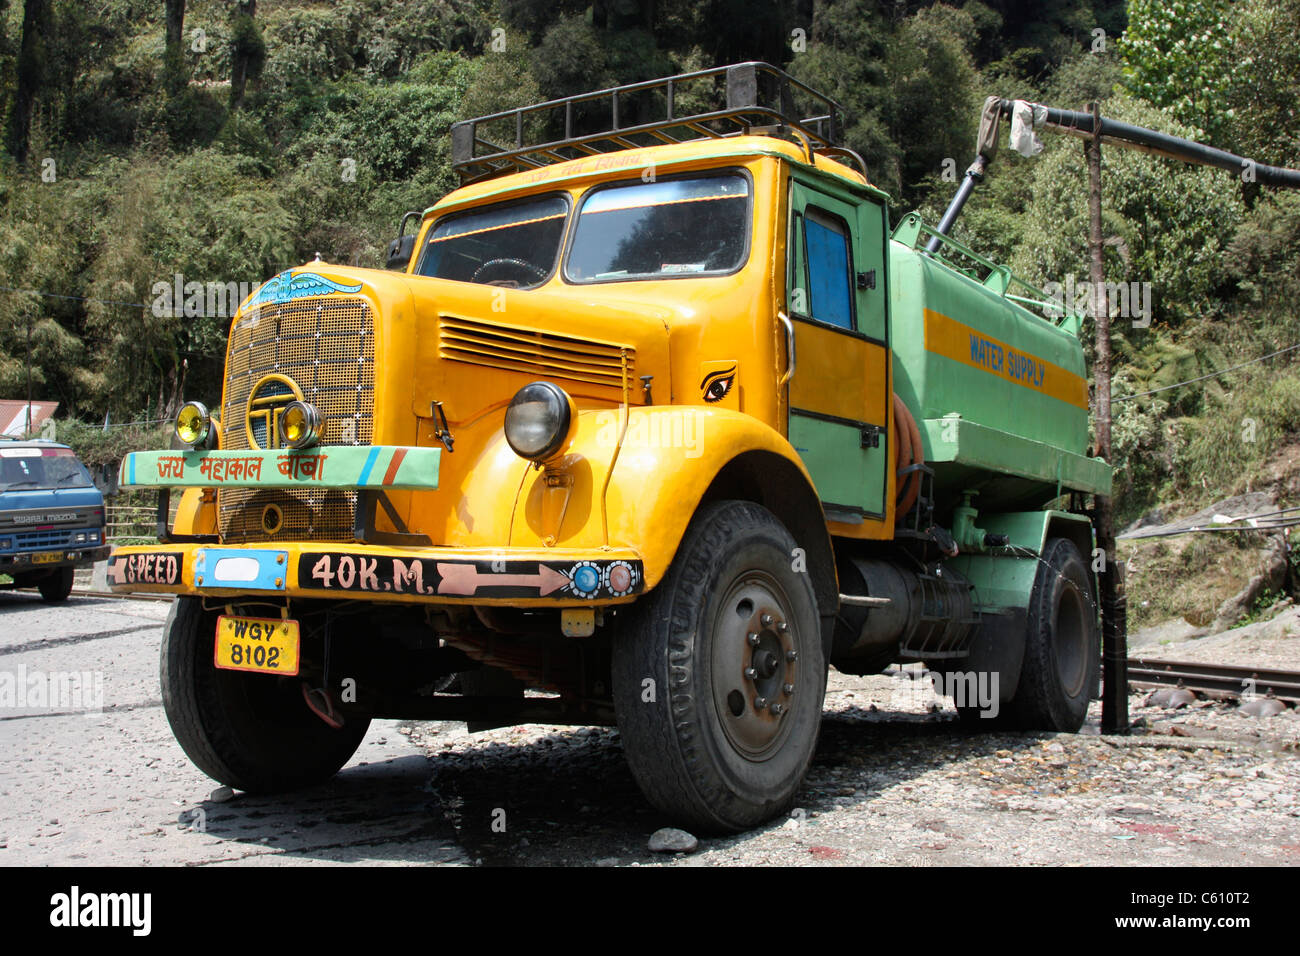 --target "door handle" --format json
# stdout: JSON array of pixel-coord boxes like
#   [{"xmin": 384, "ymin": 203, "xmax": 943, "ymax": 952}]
[{"xmin": 778, "ymin": 311, "xmax": 796, "ymax": 387}]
